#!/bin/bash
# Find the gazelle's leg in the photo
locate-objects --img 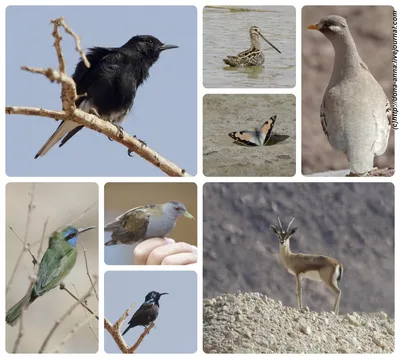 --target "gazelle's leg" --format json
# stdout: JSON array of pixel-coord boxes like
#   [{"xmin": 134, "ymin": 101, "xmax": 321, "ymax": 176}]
[
  {"xmin": 321, "ymin": 275, "xmax": 341, "ymax": 315},
  {"xmin": 295, "ymin": 274, "xmax": 303, "ymax": 309}
]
